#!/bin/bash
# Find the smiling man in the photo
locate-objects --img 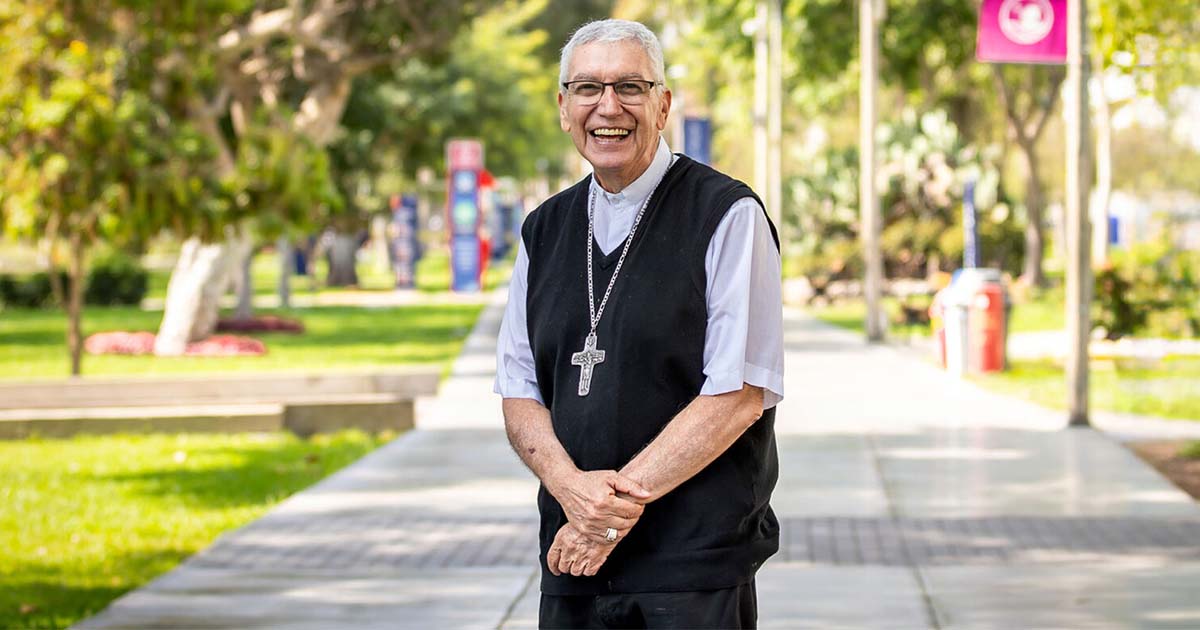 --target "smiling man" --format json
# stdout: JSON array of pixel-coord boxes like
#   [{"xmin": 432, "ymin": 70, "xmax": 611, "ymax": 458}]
[{"xmin": 494, "ymin": 19, "xmax": 785, "ymax": 630}]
